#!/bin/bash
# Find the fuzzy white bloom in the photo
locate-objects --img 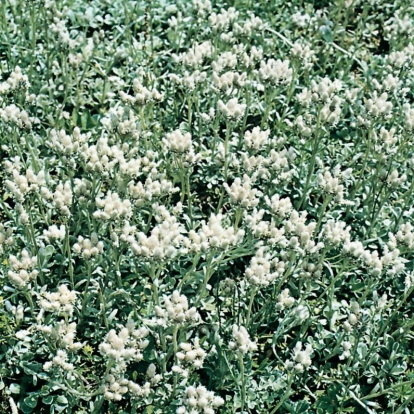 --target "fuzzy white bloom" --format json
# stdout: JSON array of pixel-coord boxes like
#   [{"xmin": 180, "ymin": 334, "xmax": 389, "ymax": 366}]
[
  {"xmin": 244, "ymin": 127, "xmax": 270, "ymax": 150},
  {"xmin": 0, "ymin": 104, "xmax": 35, "ymax": 129},
  {"xmin": 386, "ymin": 169, "xmax": 407, "ymax": 188},
  {"xmin": 154, "ymin": 291, "xmax": 200, "ymax": 325},
  {"xmin": 43, "ymin": 350, "xmax": 74, "ymax": 372},
  {"xmin": 276, "ymin": 289, "xmax": 295, "ymax": 310},
  {"xmin": 188, "ymin": 213, "xmax": 245, "ymax": 252},
  {"xmin": 5, "ymin": 167, "xmax": 46, "ymax": 202},
  {"xmin": 120, "ymin": 79, "xmax": 163, "ymax": 105},
  {"xmin": 229, "ymin": 325, "xmax": 257, "ymax": 354},
  {"xmin": 317, "ymin": 169, "xmax": 352, "ymax": 204},
  {"xmin": 8, "ymin": 250, "xmax": 38, "ymax": 288},
  {"xmin": 245, "ymin": 247, "xmax": 285, "ymax": 286},
  {"xmin": 99, "ymin": 322, "xmax": 149, "ymax": 363},
  {"xmin": 43, "ymin": 224, "xmax": 66, "ymax": 242},
  {"xmin": 176, "ymin": 337, "xmax": 207, "ymax": 369},
  {"xmin": 0, "ymin": 224, "xmax": 14, "ymax": 254},
  {"xmin": 94, "ymin": 191, "xmax": 132, "ymax": 220},
  {"xmin": 310, "ymin": 78, "xmax": 342, "ymax": 102},
  {"xmin": 39, "ymin": 285, "xmax": 77, "ymax": 316},
  {"xmin": 128, "ymin": 177, "xmax": 180, "ymax": 205},
  {"xmin": 265, "ymin": 194, "xmax": 292, "ymax": 218},
  {"xmin": 164, "ymin": 129, "xmax": 192, "ymax": 153},
  {"xmin": 393, "ymin": 223, "xmax": 414, "ymax": 249},
  {"xmin": 291, "ymin": 42, "xmax": 315, "ymax": 67},
  {"xmin": 179, "ymin": 385, "xmax": 225, "ymax": 413},
  {"xmin": 218, "ymin": 98, "xmax": 246, "ymax": 119},
  {"xmin": 223, "ymin": 175, "xmax": 261, "ymax": 209},
  {"xmin": 72, "ymin": 233, "xmax": 104, "ymax": 259},
  {"xmin": 258, "ymin": 59, "xmax": 292, "ymax": 84},
  {"xmin": 53, "ymin": 181, "xmax": 73, "ymax": 216},
  {"xmin": 284, "ymin": 210, "xmax": 323, "ymax": 254},
  {"xmin": 37, "ymin": 320, "xmax": 83, "ymax": 351},
  {"xmin": 173, "ymin": 41, "xmax": 214, "ymax": 66},
  {"xmin": 48, "ymin": 128, "xmax": 90, "ymax": 156},
  {"xmin": 321, "ymin": 220, "xmax": 351, "ymax": 245},
  {"xmin": 209, "ymin": 7, "xmax": 238, "ymax": 32},
  {"xmin": 339, "ymin": 341, "xmax": 352, "ymax": 360},
  {"xmin": 365, "ymin": 91, "xmax": 393, "ymax": 117},
  {"xmin": 285, "ymin": 342, "xmax": 313, "ymax": 372},
  {"xmin": 213, "ymin": 70, "xmax": 246, "ymax": 90},
  {"xmin": 129, "ymin": 208, "xmax": 186, "ymax": 260}
]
